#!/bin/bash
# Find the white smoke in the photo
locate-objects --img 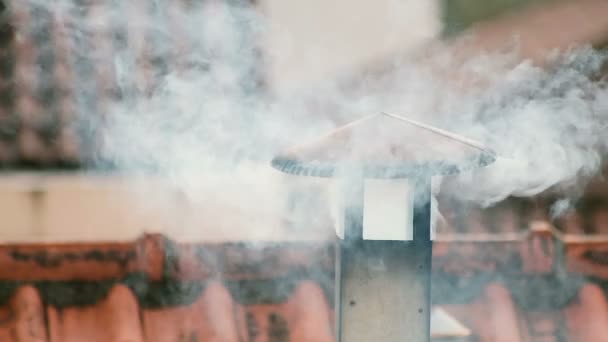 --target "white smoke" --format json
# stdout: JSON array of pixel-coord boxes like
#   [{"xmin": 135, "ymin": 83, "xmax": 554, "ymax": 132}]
[
  {"xmin": 10, "ymin": 0, "xmax": 608, "ymax": 235},
  {"xmin": 440, "ymin": 47, "xmax": 608, "ymax": 206}
]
